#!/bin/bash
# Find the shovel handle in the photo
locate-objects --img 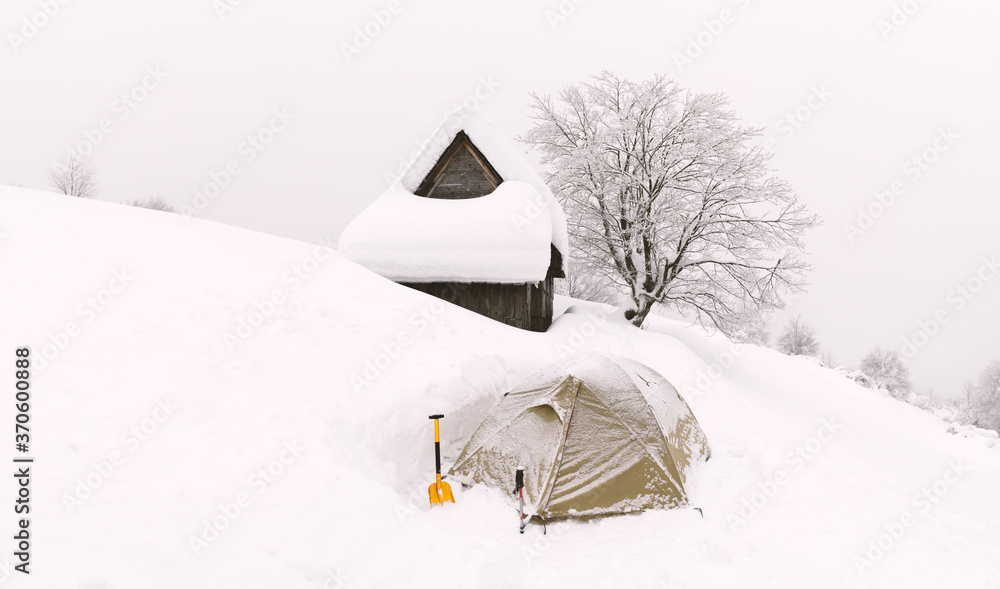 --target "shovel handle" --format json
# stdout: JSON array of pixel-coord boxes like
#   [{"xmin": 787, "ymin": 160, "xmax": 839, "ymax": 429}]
[{"xmin": 429, "ymin": 415, "xmax": 444, "ymax": 475}]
